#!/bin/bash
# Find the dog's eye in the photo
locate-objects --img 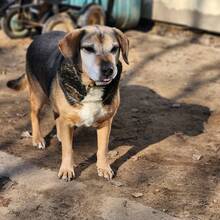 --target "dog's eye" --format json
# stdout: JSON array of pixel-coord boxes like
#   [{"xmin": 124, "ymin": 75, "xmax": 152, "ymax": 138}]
[
  {"xmin": 82, "ymin": 46, "xmax": 95, "ymax": 53},
  {"xmin": 111, "ymin": 46, "xmax": 119, "ymax": 53}
]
